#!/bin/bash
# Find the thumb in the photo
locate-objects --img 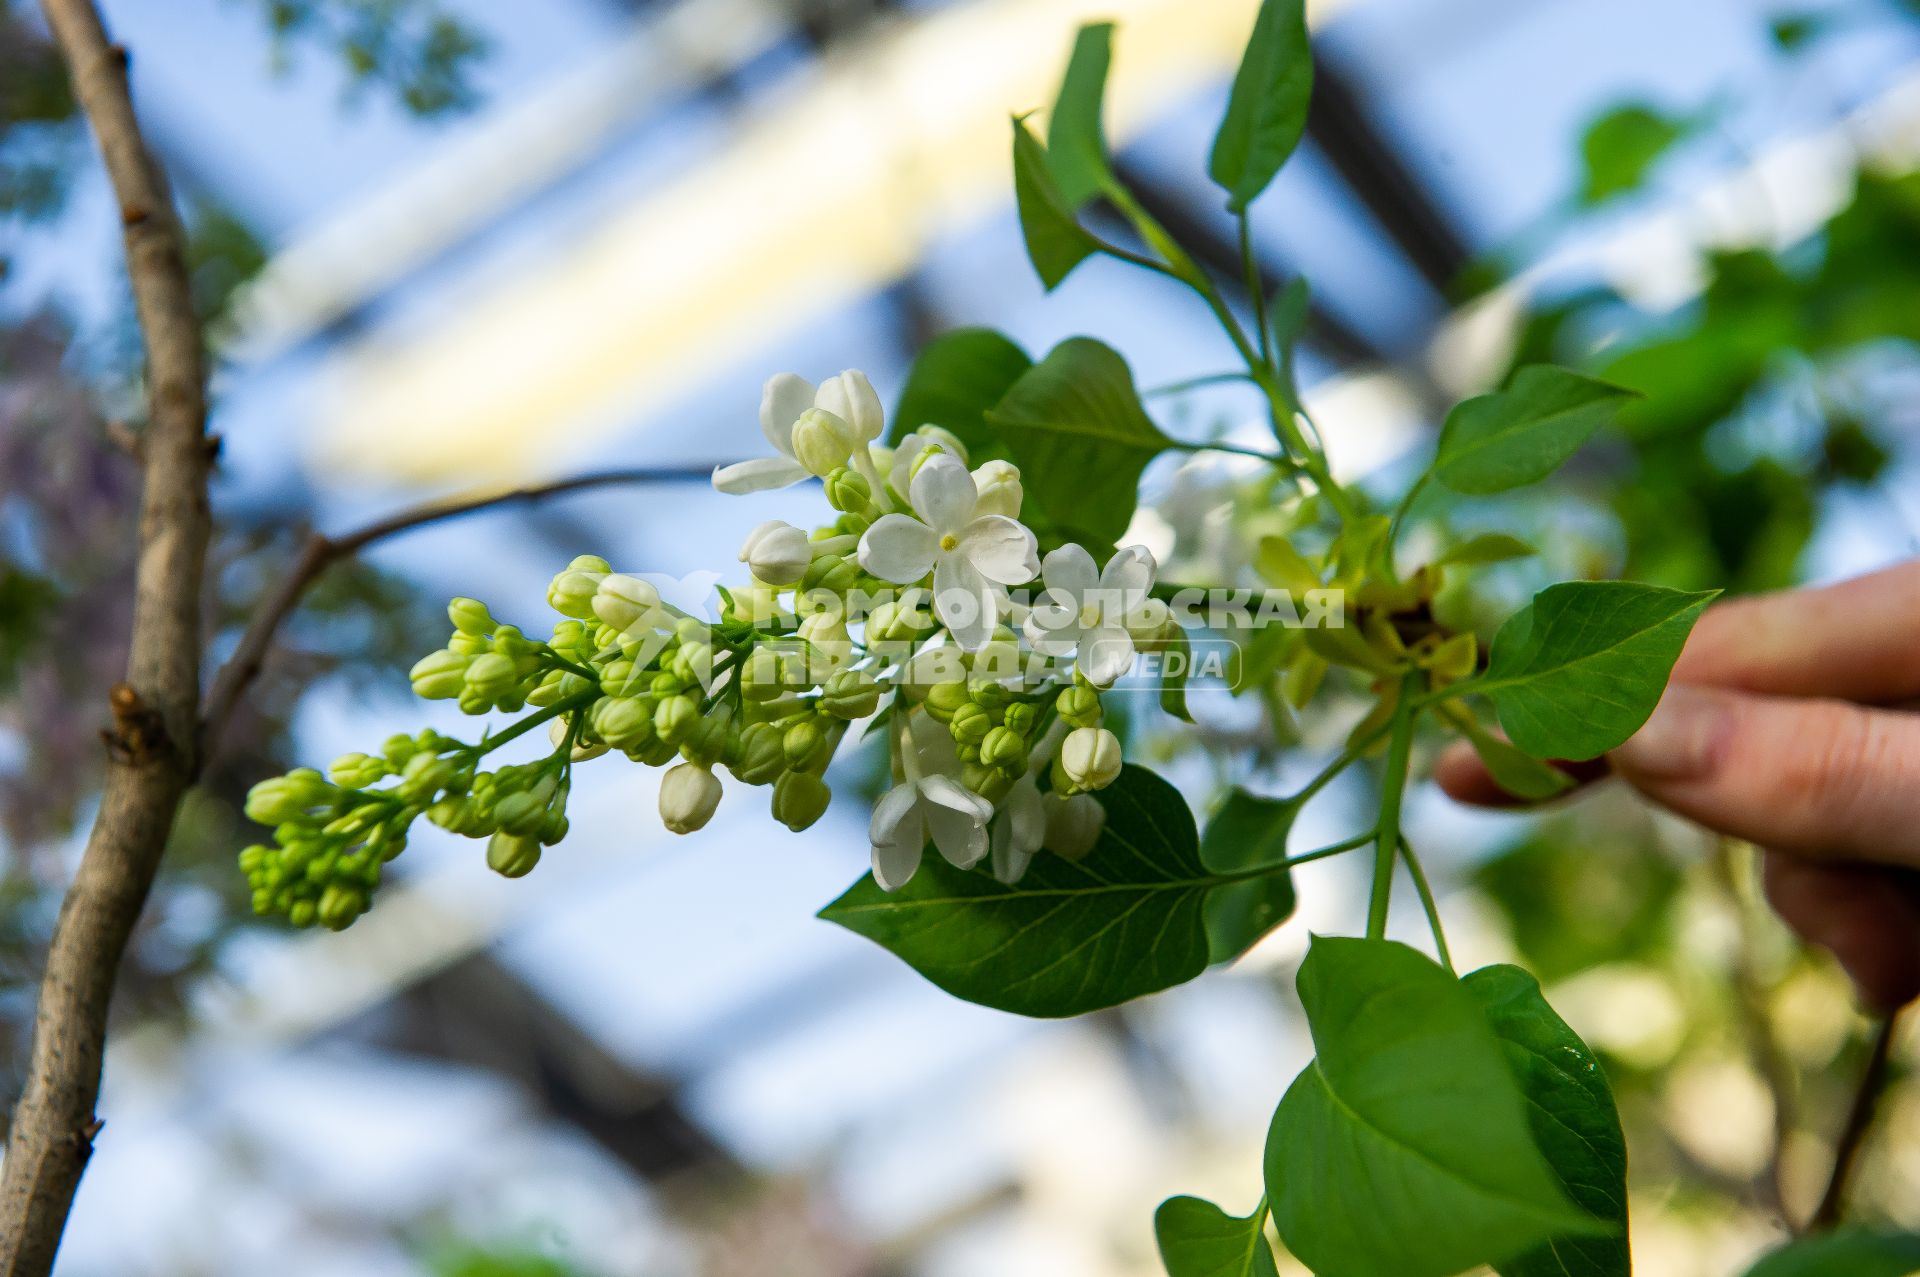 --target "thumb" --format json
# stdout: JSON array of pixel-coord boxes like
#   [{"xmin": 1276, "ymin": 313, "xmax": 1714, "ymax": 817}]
[{"xmin": 1609, "ymin": 683, "xmax": 1920, "ymax": 865}]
